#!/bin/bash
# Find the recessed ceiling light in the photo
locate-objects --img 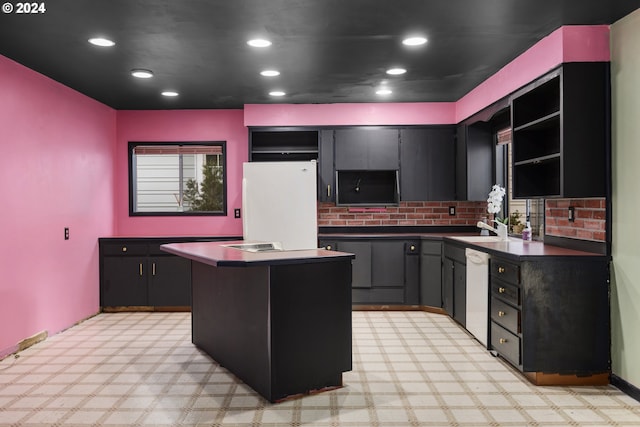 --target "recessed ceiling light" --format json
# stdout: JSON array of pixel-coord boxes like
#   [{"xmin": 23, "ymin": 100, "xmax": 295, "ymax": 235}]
[
  {"xmin": 247, "ymin": 39, "xmax": 272, "ymax": 47},
  {"xmin": 269, "ymin": 91, "xmax": 286, "ymax": 97},
  {"xmin": 131, "ymin": 69, "xmax": 154, "ymax": 79},
  {"xmin": 161, "ymin": 91, "xmax": 179, "ymax": 97},
  {"xmin": 260, "ymin": 70, "xmax": 280, "ymax": 77},
  {"xmin": 88, "ymin": 37, "xmax": 115, "ymax": 47},
  {"xmin": 376, "ymin": 88, "xmax": 393, "ymax": 95},
  {"xmin": 386, "ymin": 68, "xmax": 407, "ymax": 75},
  {"xmin": 402, "ymin": 36, "xmax": 427, "ymax": 46}
]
